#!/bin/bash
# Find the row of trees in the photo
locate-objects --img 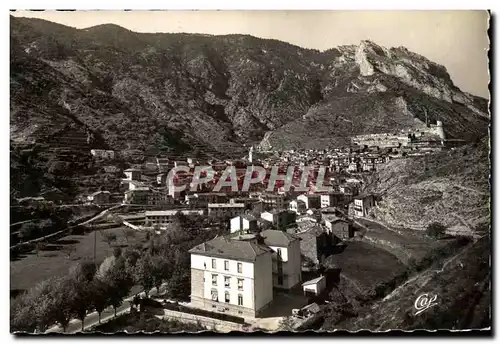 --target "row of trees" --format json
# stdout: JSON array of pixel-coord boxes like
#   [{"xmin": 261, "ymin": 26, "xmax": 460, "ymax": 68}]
[{"xmin": 11, "ymin": 219, "xmax": 224, "ymax": 333}]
